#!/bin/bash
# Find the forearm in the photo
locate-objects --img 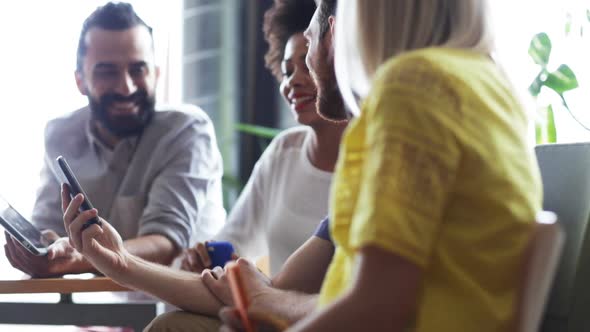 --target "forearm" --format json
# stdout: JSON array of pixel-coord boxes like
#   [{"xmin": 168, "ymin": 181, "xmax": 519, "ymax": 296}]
[
  {"xmin": 287, "ymin": 246, "xmax": 420, "ymax": 332},
  {"xmin": 255, "ymin": 288, "xmax": 318, "ymax": 324},
  {"xmin": 271, "ymin": 237, "xmax": 334, "ymax": 293},
  {"xmin": 287, "ymin": 290, "xmax": 406, "ymax": 332},
  {"xmin": 123, "ymin": 234, "xmax": 179, "ymax": 266},
  {"xmin": 119, "ymin": 254, "xmax": 222, "ymax": 315},
  {"xmin": 60, "ymin": 234, "xmax": 177, "ymax": 275}
]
